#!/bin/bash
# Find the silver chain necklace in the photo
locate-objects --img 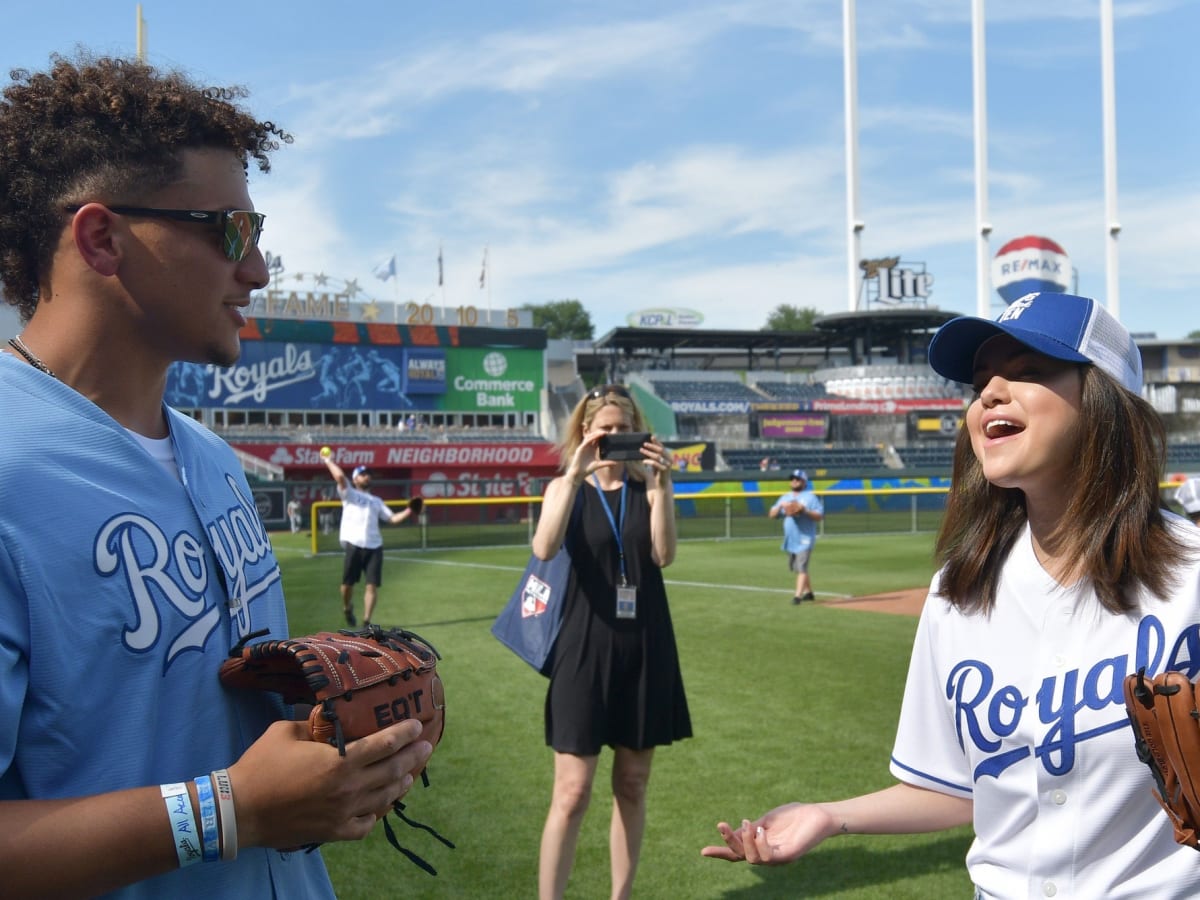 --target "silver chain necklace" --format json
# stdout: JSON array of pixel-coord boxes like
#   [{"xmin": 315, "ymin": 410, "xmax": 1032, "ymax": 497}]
[{"xmin": 7, "ymin": 335, "xmax": 57, "ymax": 379}]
